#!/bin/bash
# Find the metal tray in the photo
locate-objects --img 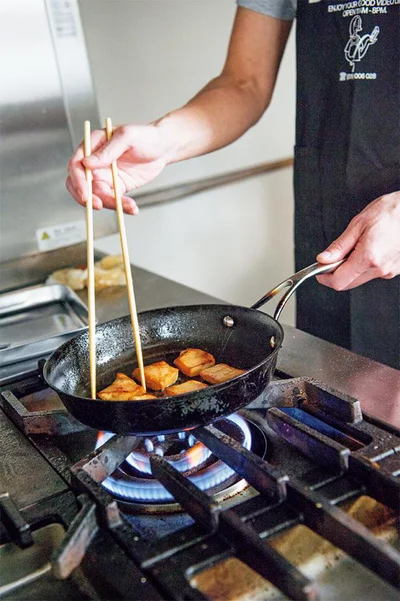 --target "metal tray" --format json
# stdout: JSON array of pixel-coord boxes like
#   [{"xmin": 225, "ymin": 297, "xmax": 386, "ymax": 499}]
[{"xmin": 0, "ymin": 284, "xmax": 89, "ymax": 367}]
